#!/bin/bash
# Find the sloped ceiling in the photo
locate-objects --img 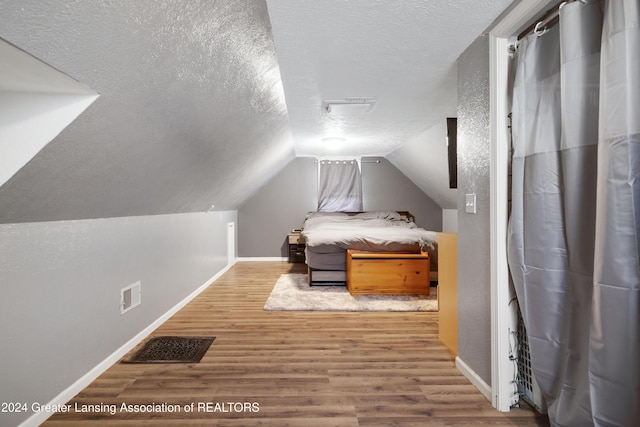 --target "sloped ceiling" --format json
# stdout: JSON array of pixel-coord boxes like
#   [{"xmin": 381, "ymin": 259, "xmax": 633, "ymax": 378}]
[
  {"xmin": 387, "ymin": 120, "xmax": 458, "ymax": 209},
  {"xmin": 266, "ymin": 0, "xmax": 512, "ymax": 159},
  {"xmin": 0, "ymin": 0, "xmax": 293, "ymax": 223},
  {"xmin": 0, "ymin": 38, "xmax": 99, "ymax": 188},
  {"xmin": 266, "ymin": 0, "xmax": 513, "ymax": 209},
  {"xmin": 0, "ymin": 1, "xmax": 514, "ymax": 223}
]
